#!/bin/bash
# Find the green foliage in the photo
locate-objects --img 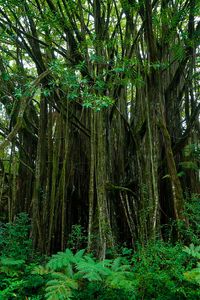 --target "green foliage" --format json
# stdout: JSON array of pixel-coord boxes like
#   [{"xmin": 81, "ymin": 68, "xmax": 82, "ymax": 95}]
[
  {"xmin": 0, "ymin": 270, "xmax": 45, "ymax": 300},
  {"xmin": 0, "ymin": 257, "xmax": 25, "ymax": 276},
  {"xmin": 131, "ymin": 241, "xmax": 200, "ymax": 299},
  {"xmin": 184, "ymin": 244, "xmax": 200, "ymax": 285},
  {"xmin": 0, "ymin": 213, "xmax": 45, "ymax": 299},
  {"xmin": 184, "ymin": 244, "xmax": 200, "ymax": 259},
  {"xmin": 46, "ymin": 248, "xmax": 80, "ymax": 272},
  {"xmin": 0, "ymin": 212, "xmax": 33, "ymax": 259},
  {"xmin": 0, "ymin": 241, "xmax": 199, "ymax": 300},
  {"xmin": 32, "ymin": 242, "xmax": 199, "ymax": 300},
  {"xmin": 82, "ymin": 94, "xmax": 113, "ymax": 111},
  {"xmin": 76, "ymin": 256, "xmax": 112, "ymax": 281},
  {"xmin": 39, "ymin": 249, "xmax": 84, "ymax": 299},
  {"xmin": 179, "ymin": 161, "xmax": 199, "ymax": 171},
  {"xmin": 0, "ymin": 217, "xmax": 200, "ymax": 299},
  {"xmin": 45, "ymin": 273, "xmax": 78, "ymax": 300},
  {"xmin": 67, "ymin": 225, "xmax": 87, "ymax": 251},
  {"xmin": 184, "ymin": 144, "xmax": 200, "ymax": 160},
  {"xmin": 49, "ymin": 57, "xmax": 114, "ymax": 110},
  {"xmin": 177, "ymin": 194, "xmax": 200, "ymax": 245},
  {"xmin": 33, "ymin": 248, "xmax": 136, "ymax": 300},
  {"xmin": 179, "ymin": 144, "xmax": 200, "ymax": 174}
]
